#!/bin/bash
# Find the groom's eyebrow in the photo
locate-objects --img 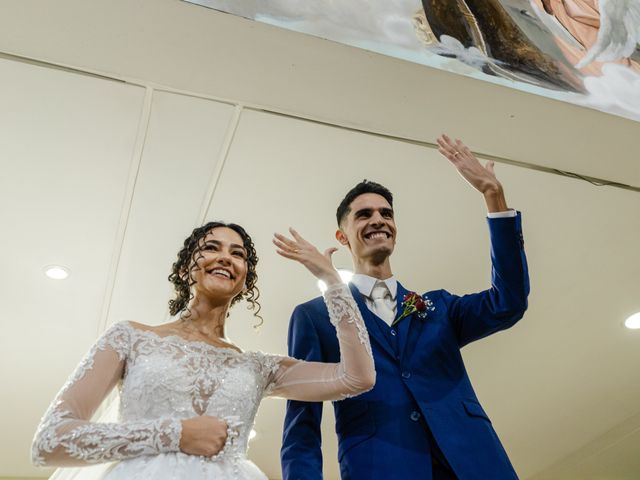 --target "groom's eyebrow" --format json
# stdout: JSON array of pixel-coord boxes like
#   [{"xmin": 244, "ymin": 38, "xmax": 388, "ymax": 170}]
[{"xmin": 354, "ymin": 207, "xmax": 394, "ymax": 218}]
